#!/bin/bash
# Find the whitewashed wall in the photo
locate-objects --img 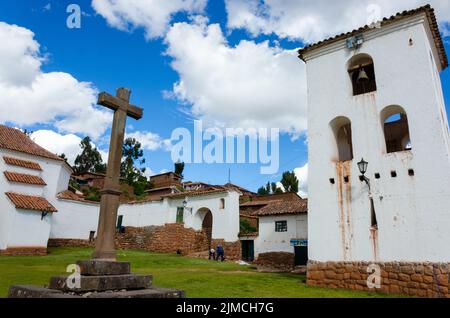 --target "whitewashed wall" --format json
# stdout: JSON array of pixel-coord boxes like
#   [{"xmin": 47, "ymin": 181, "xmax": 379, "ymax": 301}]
[
  {"xmin": 51, "ymin": 199, "xmax": 99, "ymax": 240},
  {"xmin": 255, "ymin": 214, "xmax": 307, "ymax": 256},
  {"xmin": 8, "ymin": 210, "xmax": 52, "ymax": 248},
  {"xmin": 0, "ymin": 149, "xmax": 71, "ymax": 249},
  {"xmin": 304, "ymin": 14, "xmax": 450, "ymax": 262},
  {"xmin": 52, "ymin": 190, "xmax": 241, "ymax": 243},
  {"xmin": 168, "ymin": 191, "xmax": 241, "ymax": 242}
]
